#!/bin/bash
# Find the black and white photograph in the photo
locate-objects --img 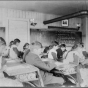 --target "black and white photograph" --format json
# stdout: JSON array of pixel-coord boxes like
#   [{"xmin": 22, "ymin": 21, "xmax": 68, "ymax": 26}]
[{"xmin": 0, "ymin": 0, "xmax": 88, "ymax": 87}]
